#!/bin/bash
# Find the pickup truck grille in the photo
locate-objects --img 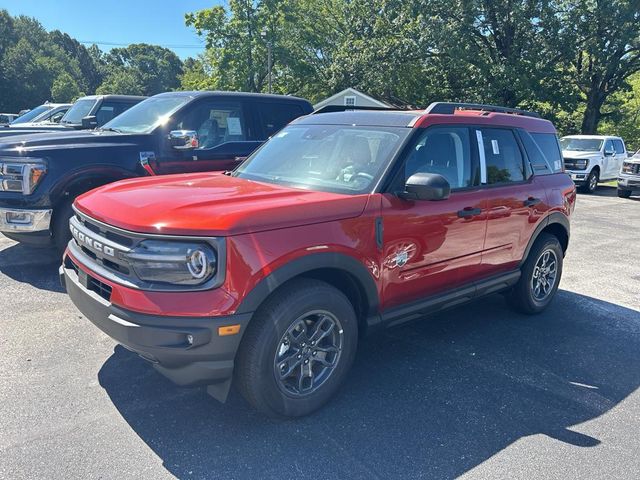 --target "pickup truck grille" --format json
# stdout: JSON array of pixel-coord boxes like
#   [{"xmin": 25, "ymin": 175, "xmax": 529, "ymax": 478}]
[{"xmin": 563, "ymin": 158, "xmax": 588, "ymax": 171}]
